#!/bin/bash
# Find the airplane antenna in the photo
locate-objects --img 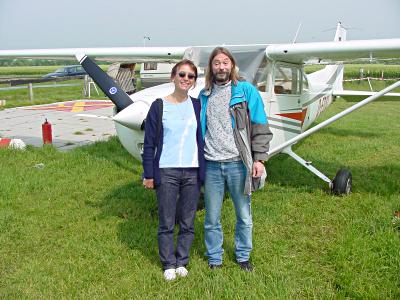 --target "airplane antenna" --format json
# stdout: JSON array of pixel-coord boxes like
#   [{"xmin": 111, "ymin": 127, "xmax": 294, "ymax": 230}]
[
  {"xmin": 292, "ymin": 21, "xmax": 302, "ymax": 43},
  {"xmin": 143, "ymin": 36, "xmax": 151, "ymax": 47}
]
